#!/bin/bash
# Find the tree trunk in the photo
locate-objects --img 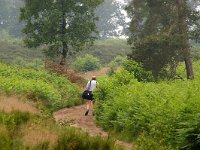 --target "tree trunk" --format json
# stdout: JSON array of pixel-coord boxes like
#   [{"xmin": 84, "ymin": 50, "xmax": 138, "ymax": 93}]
[
  {"xmin": 60, "ymin": 0, "xmax": 68, "ymax": 65},
  {"xmin": 60, "ymin": 41, "xmax": 68, "ymax": 65},
  {"xmin": 176, "ymin": 0, "xmax": 194, "ymax": 79},
  {"xmin": 183, "ymin": 39, "xmax": 194, "ymax": 79}
]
